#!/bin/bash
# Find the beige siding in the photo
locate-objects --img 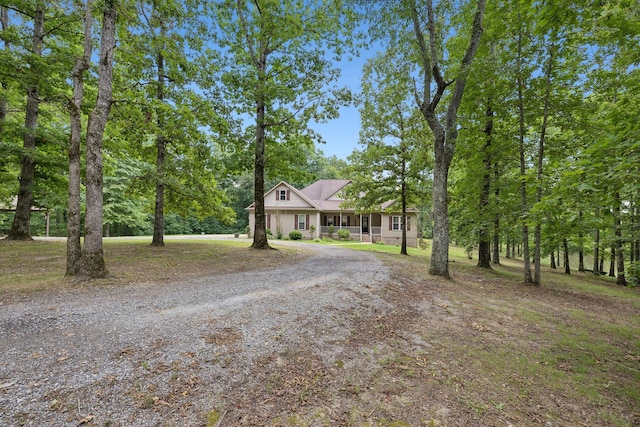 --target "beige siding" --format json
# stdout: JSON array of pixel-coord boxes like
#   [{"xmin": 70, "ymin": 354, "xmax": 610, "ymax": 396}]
[
  {"xmin": 379, "ymin": 213, "xmax": 419, "ymax": 247},
  {"xmin": 265, "ymin": 184, "xmax": 314, "ymax": 210},
  {"xmin": 248, "ymin": 210, "xmax": 315, "ymax": 239}
]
